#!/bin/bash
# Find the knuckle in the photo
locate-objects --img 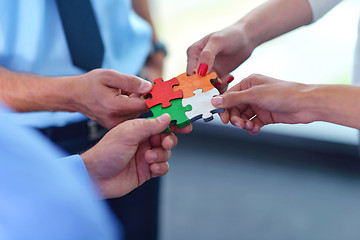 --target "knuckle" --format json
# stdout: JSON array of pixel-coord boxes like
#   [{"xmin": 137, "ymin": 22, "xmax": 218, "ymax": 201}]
[
  {"xmin": 247, "ymin": 73, "xmax": 261, "ymax": 79},
  {"xmin": 126, "ymin": 74, "xmax": 142, "ymax": 90},
  {"xmin": 95, "ymin": 69, "xmax": 117, "ymax": 83},
  {"xmin": 186, "ymin": 46, "xmax": 195, "ymax": 56},
  {"xmin": 208, "ymin": 34, "xmax": 222, "ymax": 45},
  {"xmin": 186, "ymin": 41, "xmax": 202, "ymax": 56},
  {"xmin": 199, "ymin": 49, "xmax": 214, "ymax": 62}
]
